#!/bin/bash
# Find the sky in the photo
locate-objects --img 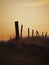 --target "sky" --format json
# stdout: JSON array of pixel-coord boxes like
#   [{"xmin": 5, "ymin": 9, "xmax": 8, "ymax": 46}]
[{"xmin": 0, "ymin": 0, "xmax": 49, "ymax": 40}]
